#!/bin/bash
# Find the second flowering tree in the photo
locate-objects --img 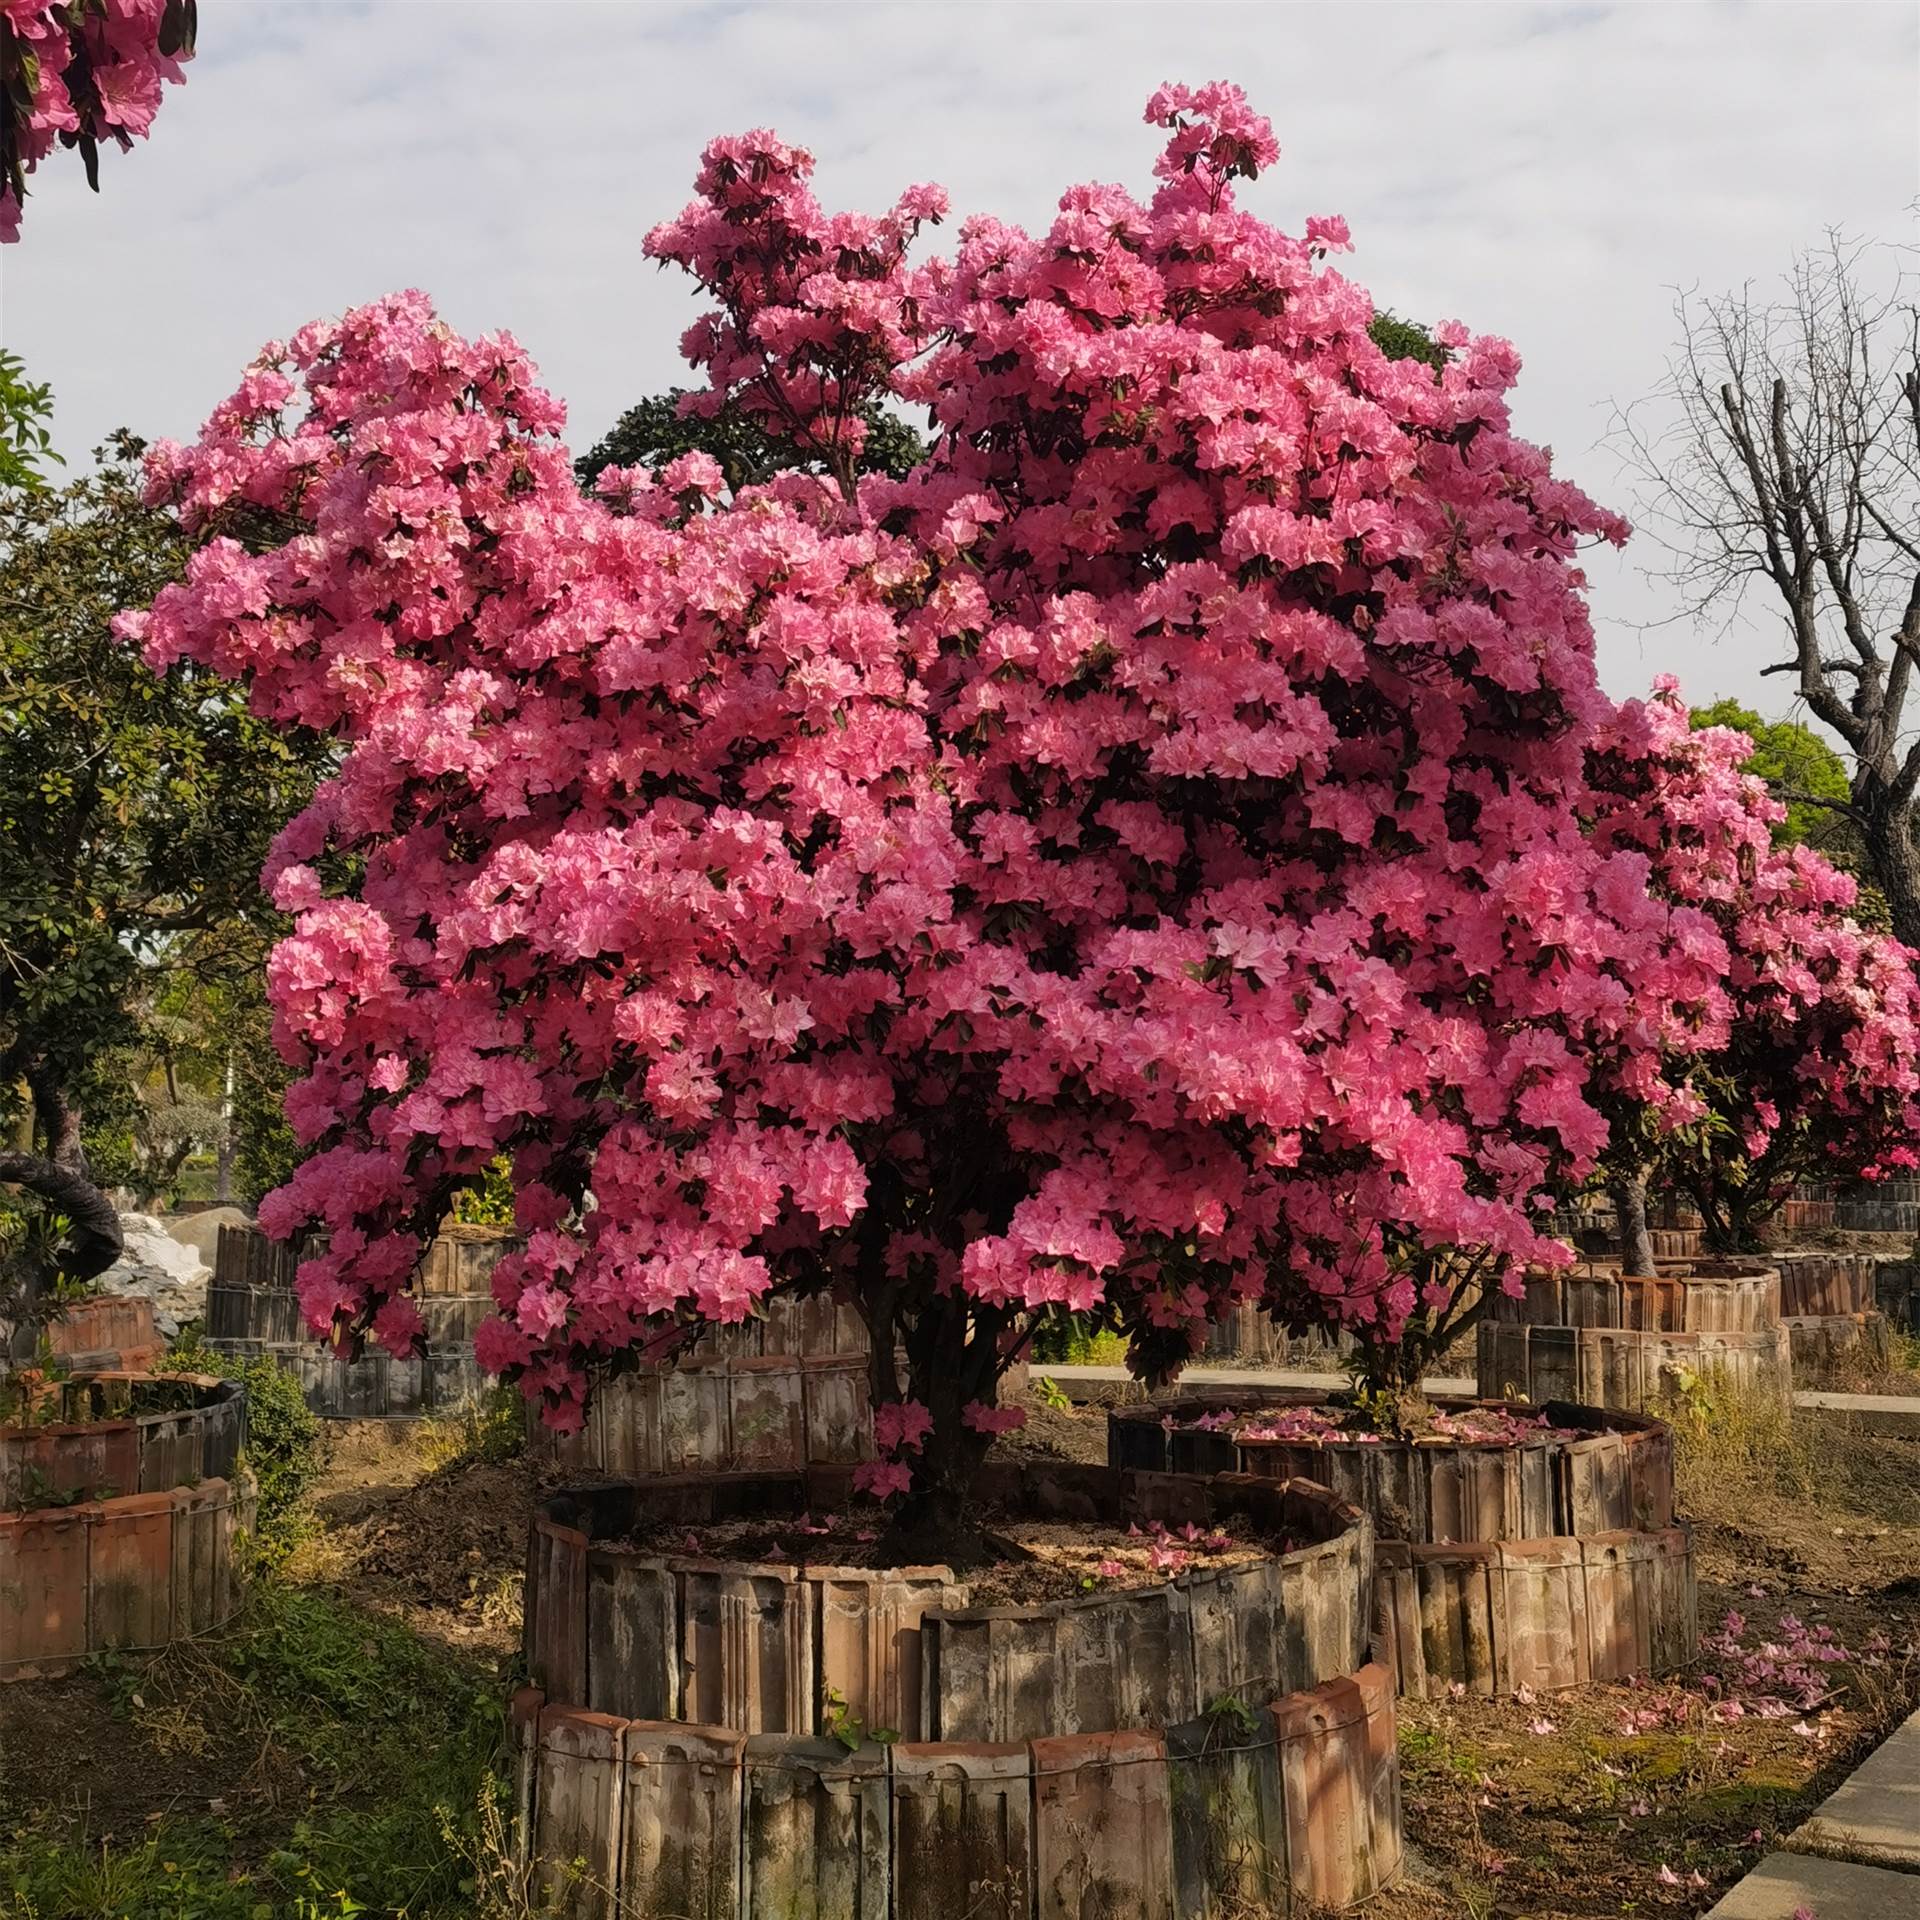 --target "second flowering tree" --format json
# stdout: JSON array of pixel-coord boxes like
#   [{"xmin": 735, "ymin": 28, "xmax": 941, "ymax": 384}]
[
  {"xmin": 1590, "ymin": 685, "xmax": 1920, "ymax": 1263},
  {"xmin": 126, "ymin": 84, "xmax": 1722, "ymax": 1546}
]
